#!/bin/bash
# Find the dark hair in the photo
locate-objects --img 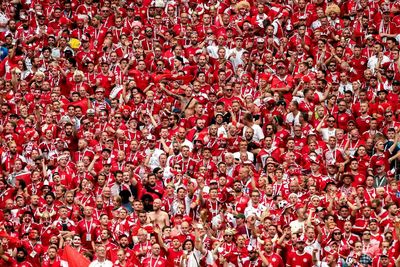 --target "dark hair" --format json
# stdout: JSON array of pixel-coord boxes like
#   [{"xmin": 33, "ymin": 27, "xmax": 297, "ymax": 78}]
[{"xmin": 182, "ymin": 239, "xmax": 194, "ymax": 251}]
